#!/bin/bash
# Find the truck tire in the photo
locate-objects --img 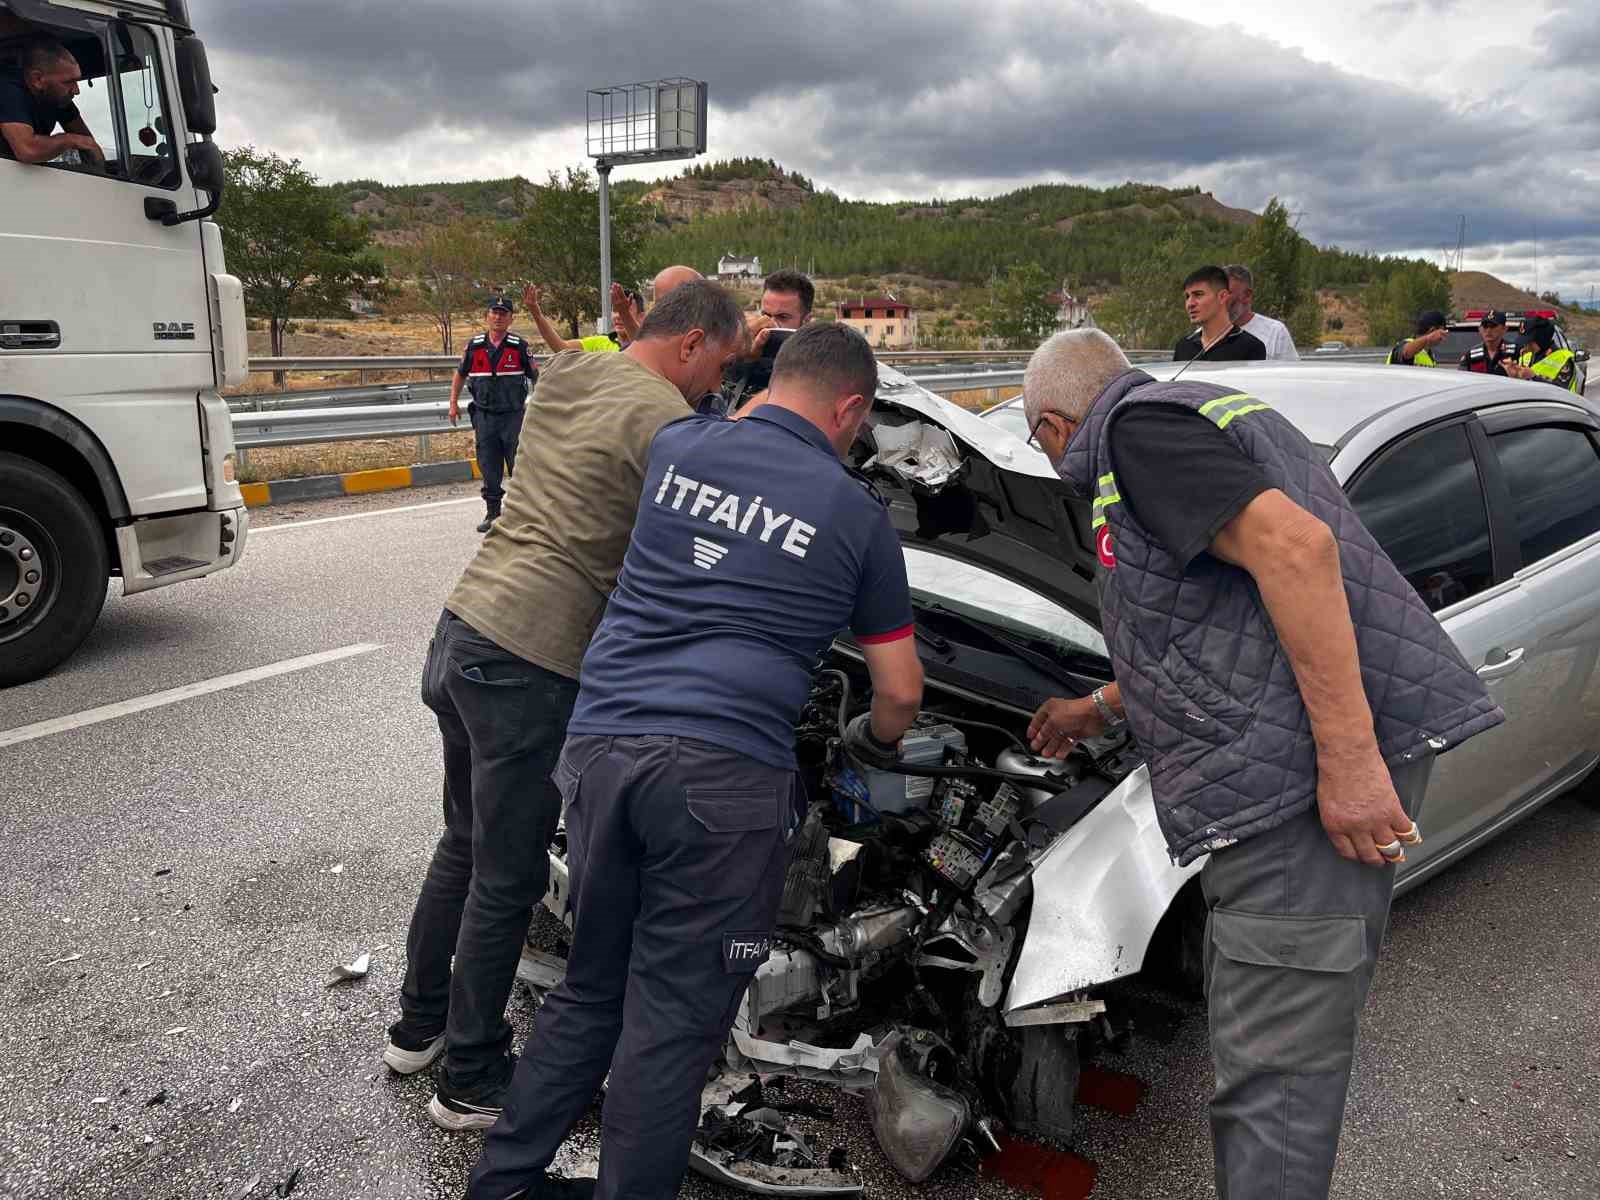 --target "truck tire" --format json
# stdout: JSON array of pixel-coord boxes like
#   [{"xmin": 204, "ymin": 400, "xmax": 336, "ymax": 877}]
[{"xmin": 0, "ymin": 452, "xmax": 109, "ymax": 688}]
